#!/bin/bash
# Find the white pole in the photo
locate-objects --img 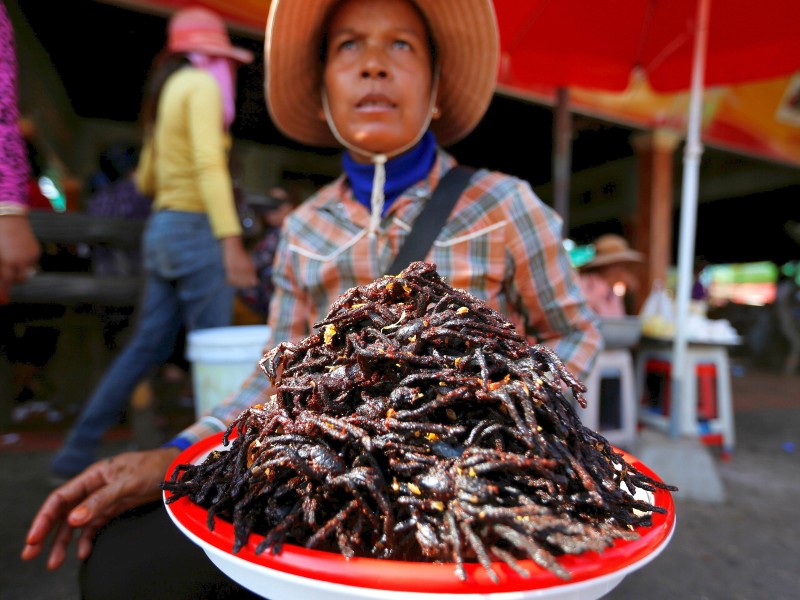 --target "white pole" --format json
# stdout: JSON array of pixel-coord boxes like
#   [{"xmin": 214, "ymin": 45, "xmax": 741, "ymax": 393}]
[{"xmin": 671, "ymin": 0, "xmax": 711, "ymax": 437}]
